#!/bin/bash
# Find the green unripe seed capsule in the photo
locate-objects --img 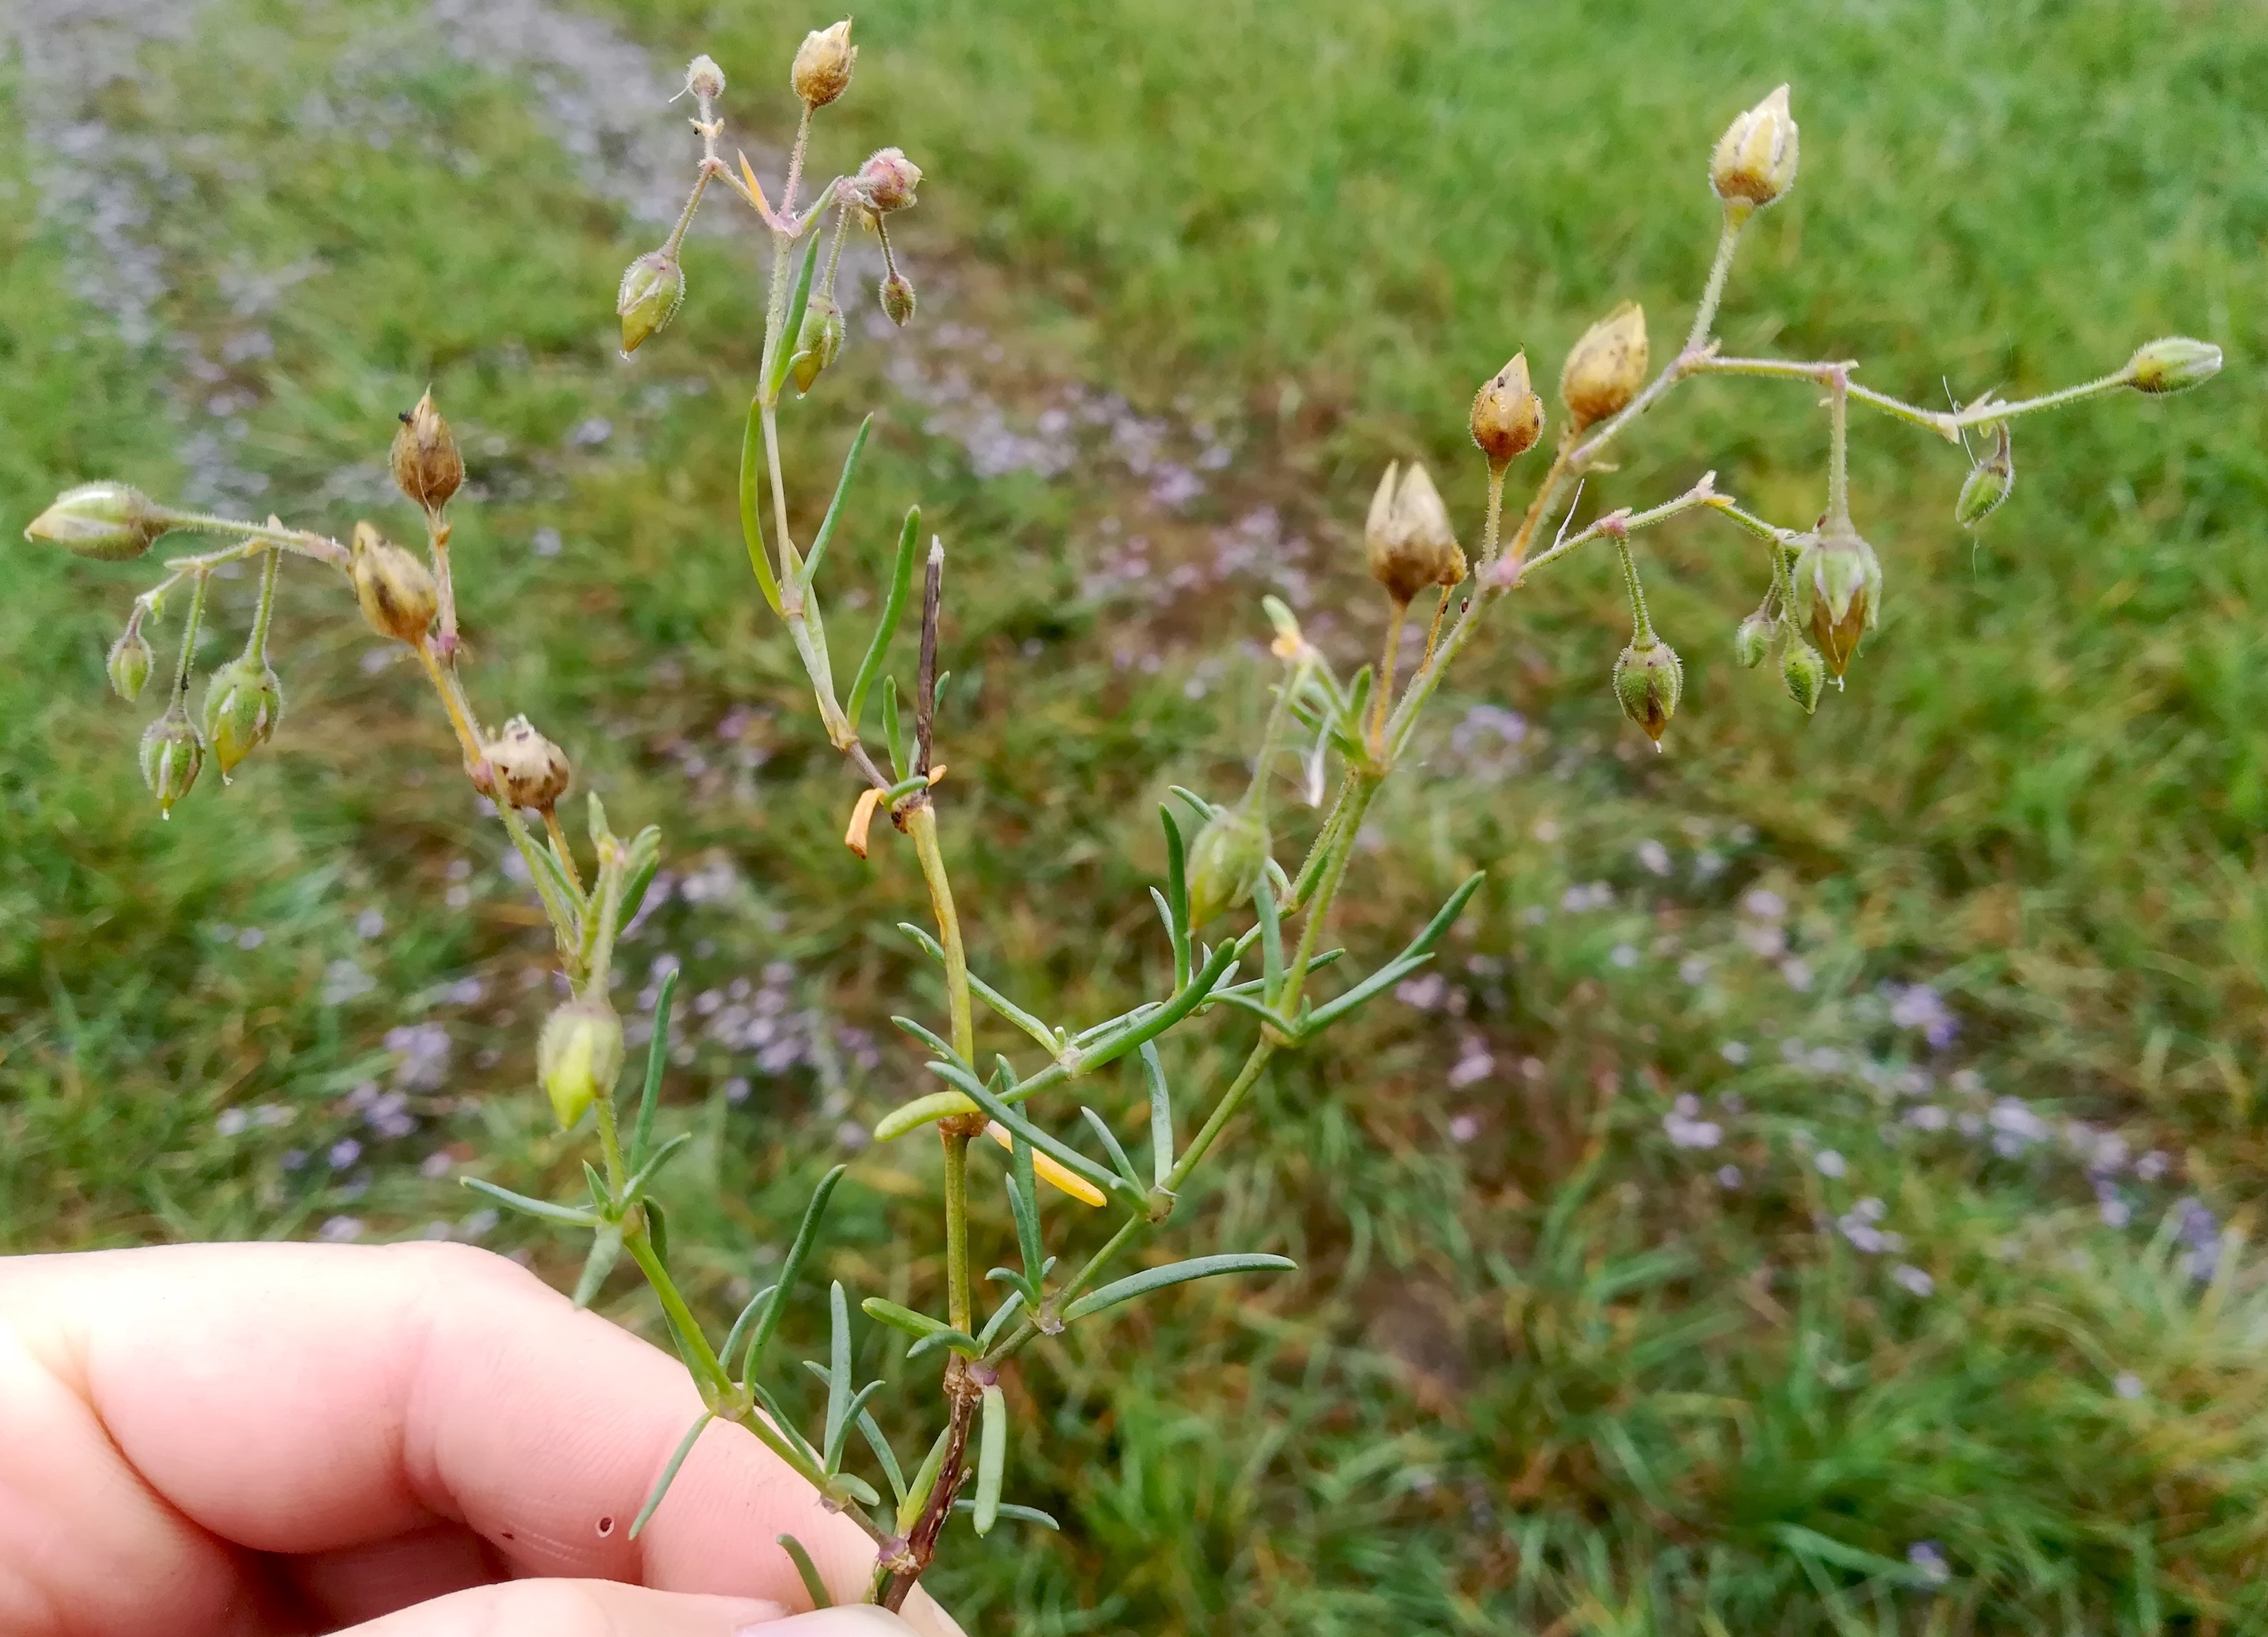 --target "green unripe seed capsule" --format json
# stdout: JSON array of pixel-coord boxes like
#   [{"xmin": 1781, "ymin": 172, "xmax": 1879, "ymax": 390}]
[
  {"xmin": 2126, "ymin": 336, "xmax": 2222, "ymax": 396},
  {"xmin": 1733, "ymin": 610, "xmax": 1774, "ymax": 670},
  {"xmin": 790, "ymin": 296, "xmax": 845, "ymax": 395},
  {"xmin": 617, "ymin": 251, "xmax": 686, "ymax": 354},
  {"xmin": 537, "ymin": 999, "xmax": 624, "ymax": 1129},
  {"xmin": 140, "ymin": 707, "xmax": 204, "ymax": 815},
  {"xmin": 1613, "ymin": 638, "xmax": 1683, "ymax": 744},
  {"xmin": 880, "ymin": 271, "xmax": 916, "ymax": 327},
  {"xmin": 1184, "ymin": 805, "xmax": 1269, "ymax": 929},
  {"xmin": 200, "ymin": 654, "xmax": 285, "ymax": 779},
  {"xmin": 1954, "ymin": 423, "xmax": 2014, "ymax": 528},
  {"xmin": 1781, "ymin": 637, "xmax": 1827, "ymax": 715},
  {"xmin": 26, "ymin": 482, "xmax": 170, "ymax": 561},
  {"xmin": 108, "ymin": 626, "xmax": 155, "ymax": 701}
]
